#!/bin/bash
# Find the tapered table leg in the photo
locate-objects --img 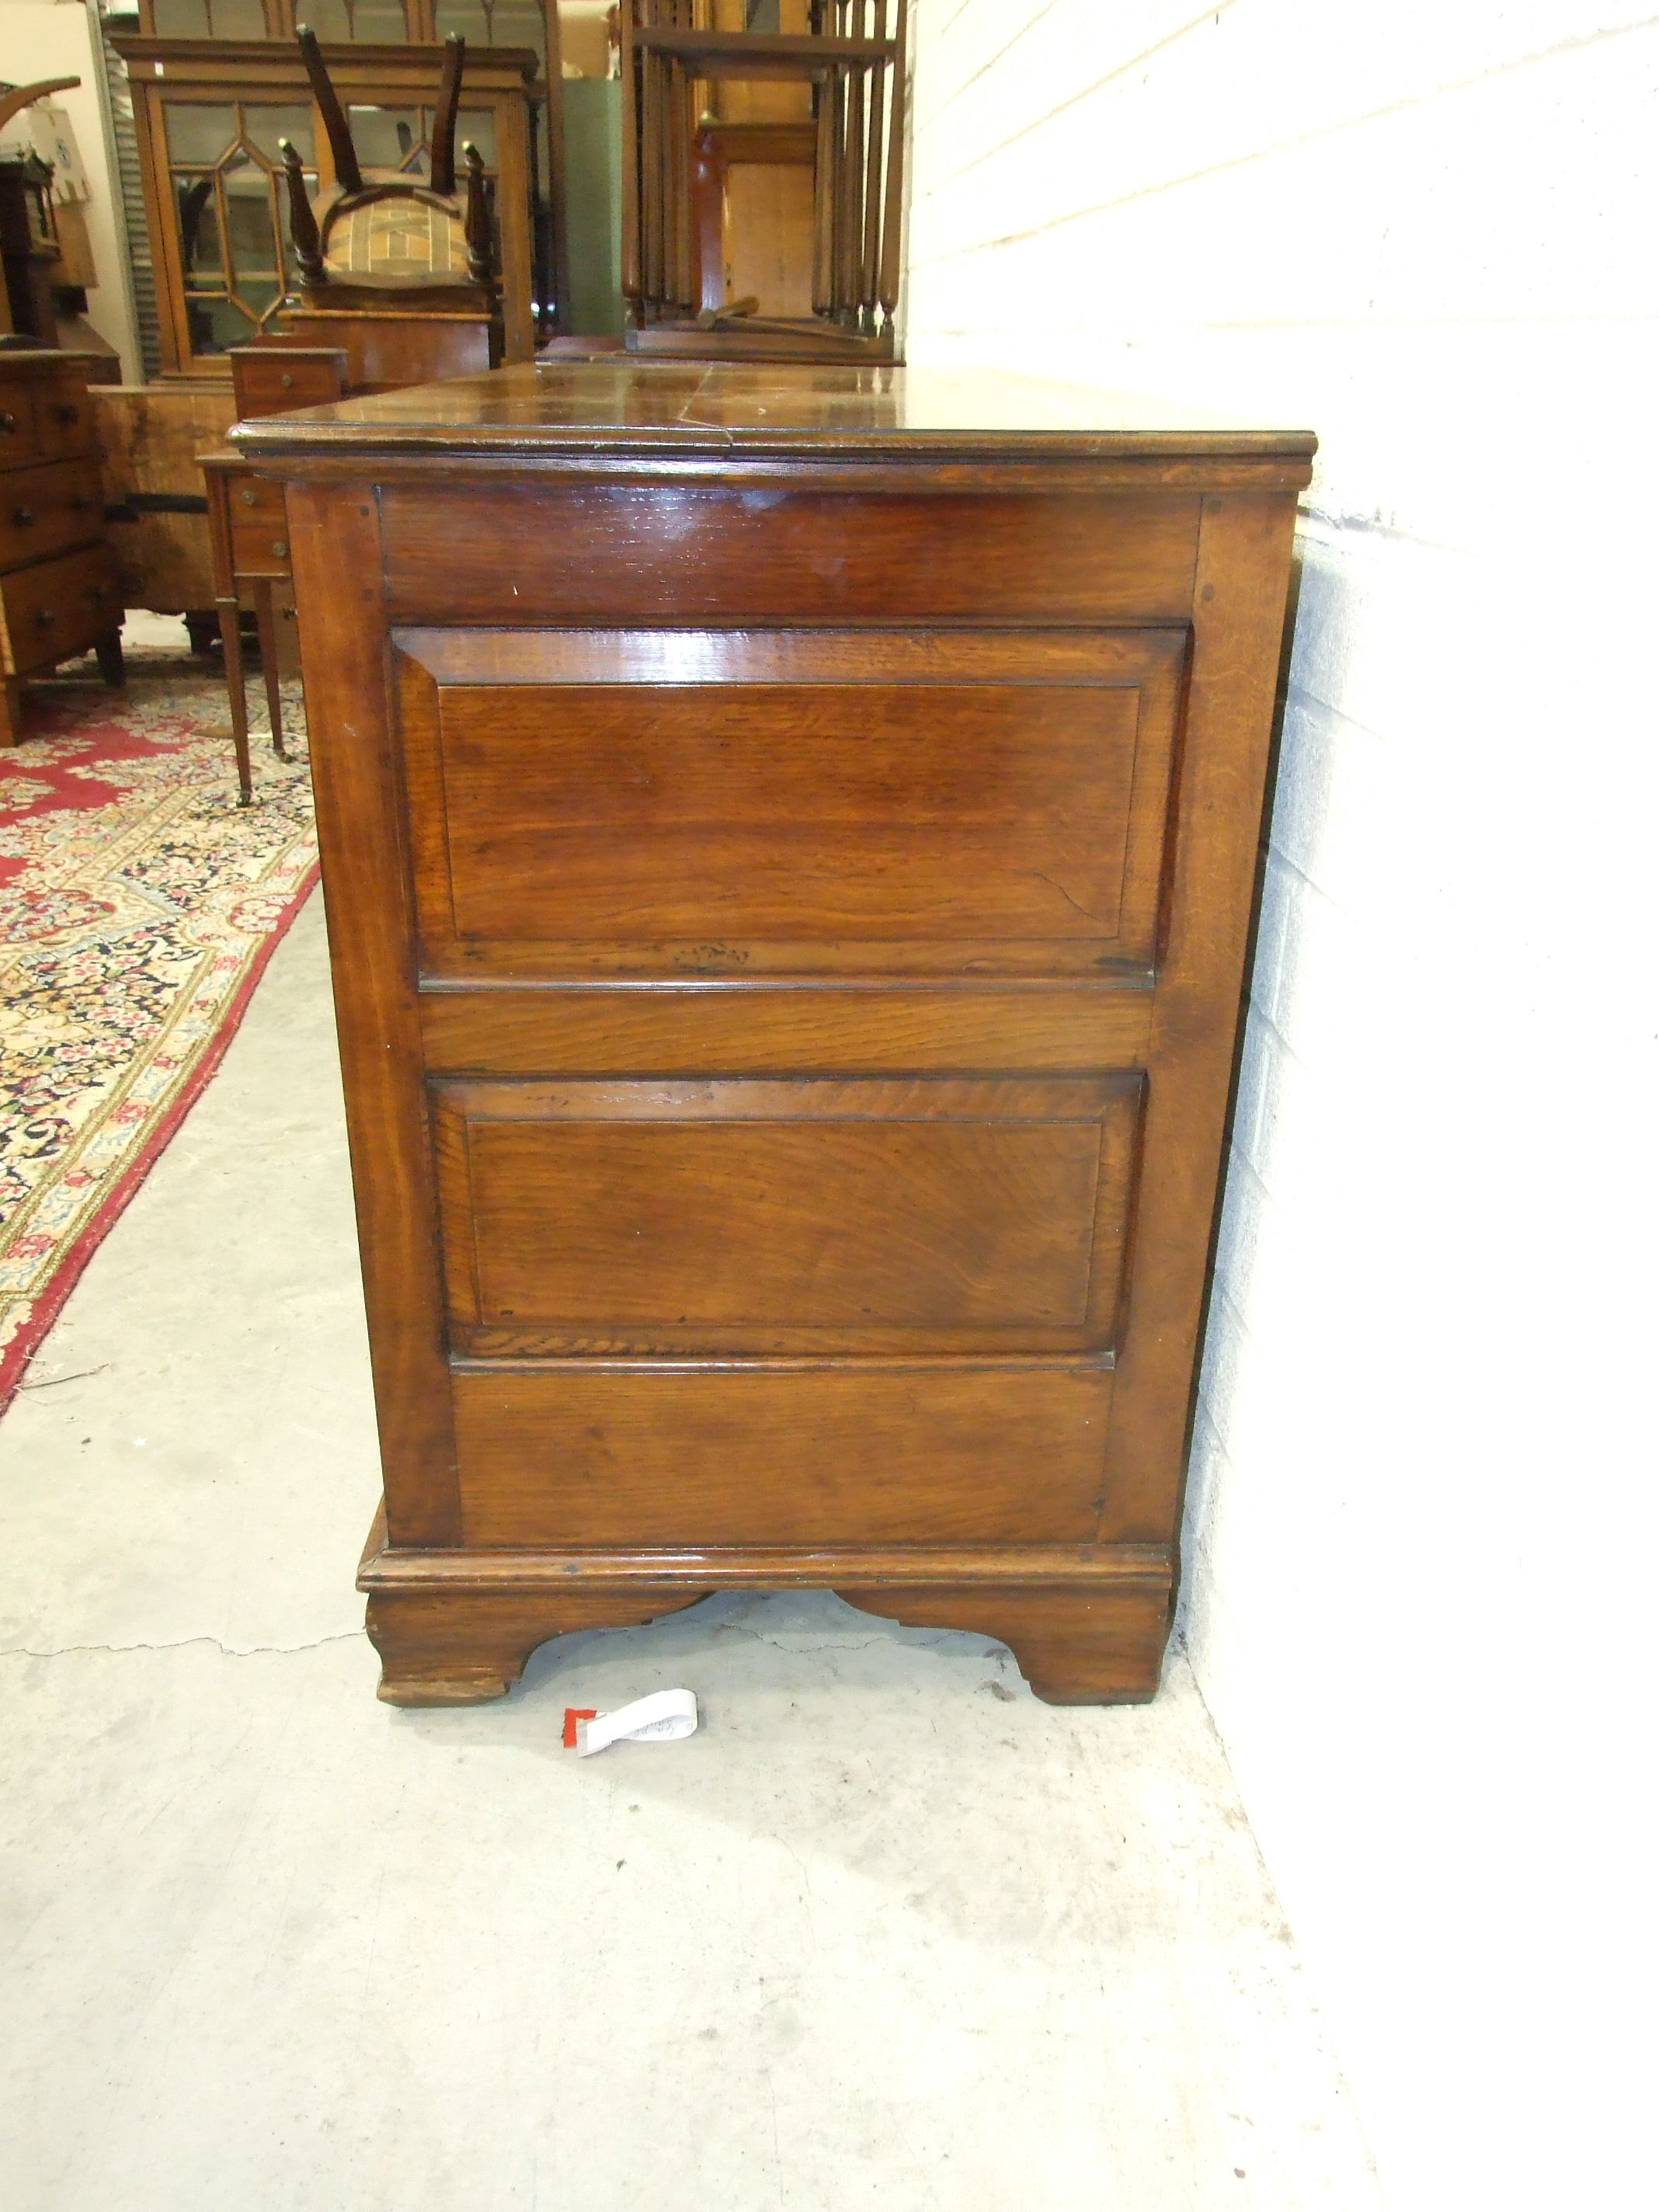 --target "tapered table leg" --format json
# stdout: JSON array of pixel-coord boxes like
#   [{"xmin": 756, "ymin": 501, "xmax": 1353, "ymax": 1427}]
[
  {"xmin": 203, "ymin": 461, "xmax": 253, "ymax": 805},
  {"xmin": 254, "ymin": 578, "xmax": 287, "ymax": 760},
  {"xmin": 218, "ymin": 593, "xmax": 253, "ymax": 806}
]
